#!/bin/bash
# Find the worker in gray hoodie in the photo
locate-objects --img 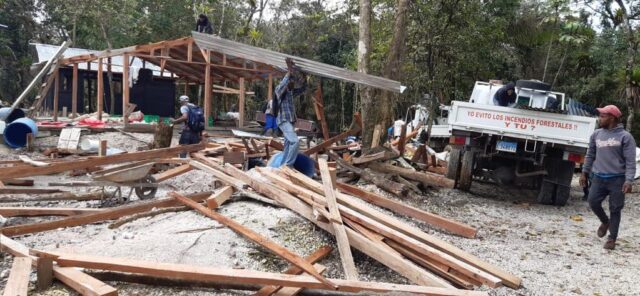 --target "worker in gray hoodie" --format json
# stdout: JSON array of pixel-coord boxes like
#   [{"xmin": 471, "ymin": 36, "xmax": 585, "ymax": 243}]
[{"xmin": 580, "ymin": 105, "xmax": 636, "ymax": 250}]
